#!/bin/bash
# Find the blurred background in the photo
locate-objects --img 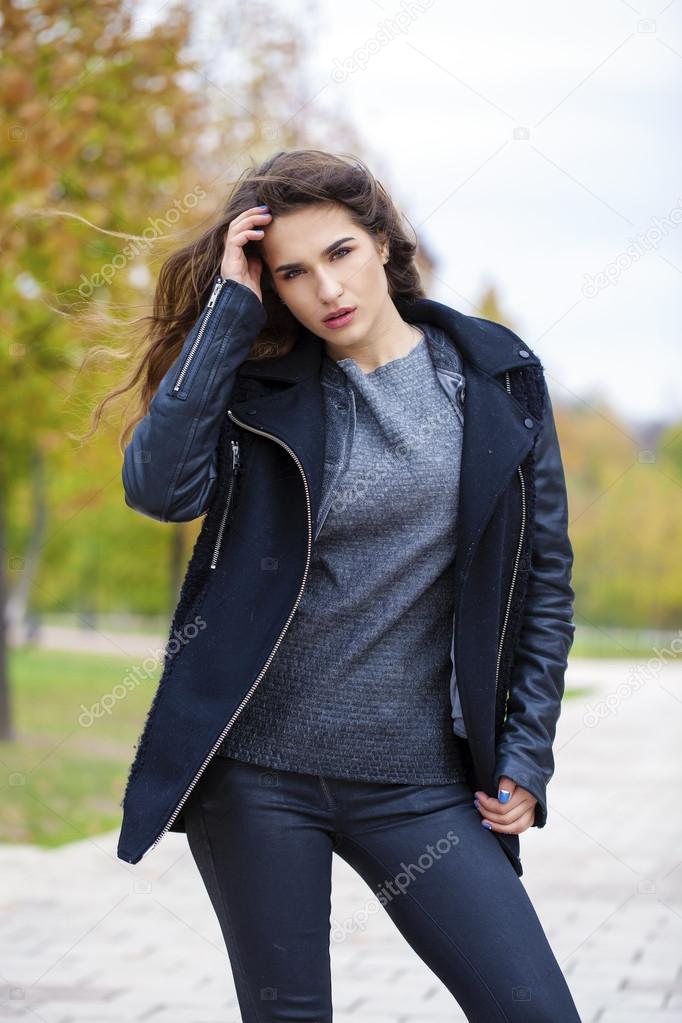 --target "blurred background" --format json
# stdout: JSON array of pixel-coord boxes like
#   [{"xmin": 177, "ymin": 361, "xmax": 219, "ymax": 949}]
[{"xmin": 1, "ymin": 1, "xmax": 681, "ymax": 1020}]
